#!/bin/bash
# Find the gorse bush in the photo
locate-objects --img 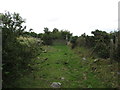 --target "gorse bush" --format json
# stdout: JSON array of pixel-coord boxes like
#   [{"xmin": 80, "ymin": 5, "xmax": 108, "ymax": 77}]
[
  {"xmin": 76, "ymin": 36, "xmax": 86, "ymax": 47},
  {"xmin": 93, "ymin": 41, "xmax": 110, "ymax": 58},
  {"xmin": 2, "ymin": 12, "xmax": 42, "ymax": 87},
  {"xmin": 75, "ymin": 29, "xmax": 120, "ymax": 60}
]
